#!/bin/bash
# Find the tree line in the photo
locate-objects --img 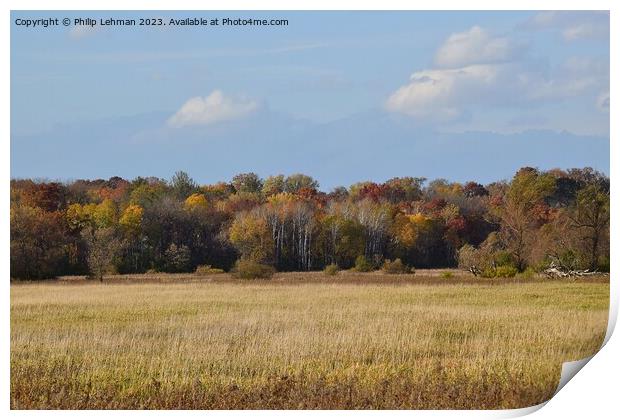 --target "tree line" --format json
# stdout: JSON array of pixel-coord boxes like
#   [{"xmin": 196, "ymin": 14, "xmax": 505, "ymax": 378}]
[{"xmin": 10, "ymin": 167, "xmax": 609, "ymax": 280}]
